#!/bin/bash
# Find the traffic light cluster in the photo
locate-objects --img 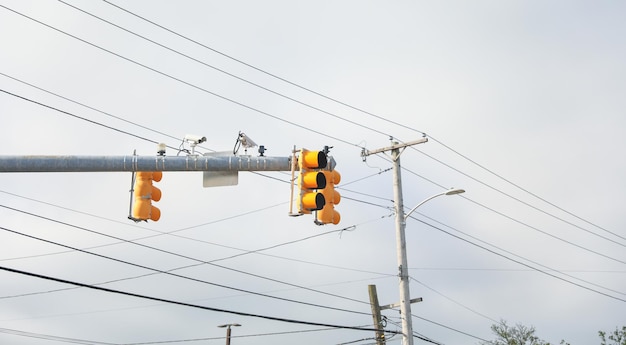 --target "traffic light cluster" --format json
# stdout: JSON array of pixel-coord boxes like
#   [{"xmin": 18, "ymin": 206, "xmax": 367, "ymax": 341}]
[
  {"xmin": 294, "ymin": 148, "xmax": 341, "ymax": 225},
  {"xmin": 131, "ymin": 171, "xmax": 162, "ymax": 222}
]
